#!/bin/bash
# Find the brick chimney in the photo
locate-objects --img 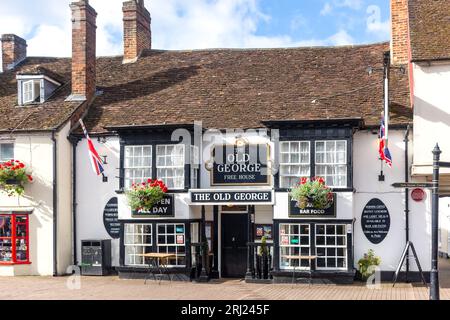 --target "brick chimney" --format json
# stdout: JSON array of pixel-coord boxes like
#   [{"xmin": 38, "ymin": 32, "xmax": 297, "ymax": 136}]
[
  {"xmin": 68, "ymin": 0, "xmax": 97, "ymax": 102},
  {"xmin": 122, "ymin": 0, "xmax": 151, "ymax": 64},
  {"xmin": 1, "ymin": 34, "xmax": 27, "ymax": 72},
  {"xmin": 391, "ymin": 0, "xmax": 410, "ymax": 65}
]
